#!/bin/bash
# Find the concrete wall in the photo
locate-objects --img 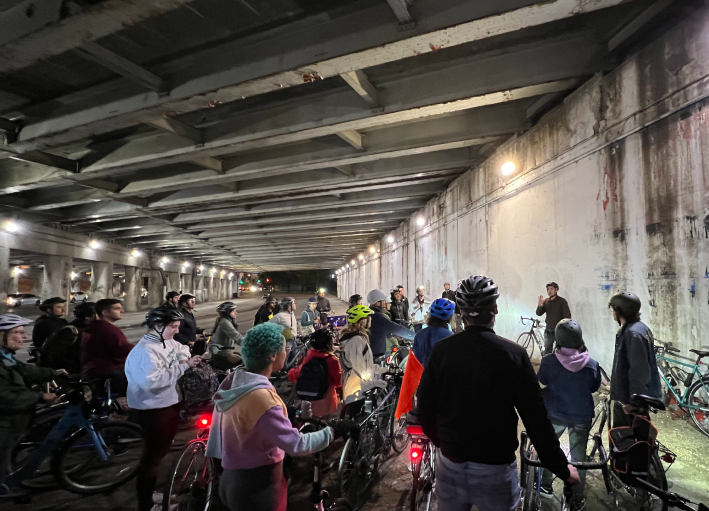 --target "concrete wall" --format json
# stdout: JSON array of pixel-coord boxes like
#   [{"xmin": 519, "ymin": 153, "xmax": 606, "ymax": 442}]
[{"xmin": 338, "ymin": 8, "xmax": 709, "ymax": 369}]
